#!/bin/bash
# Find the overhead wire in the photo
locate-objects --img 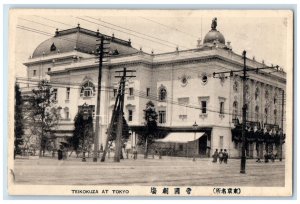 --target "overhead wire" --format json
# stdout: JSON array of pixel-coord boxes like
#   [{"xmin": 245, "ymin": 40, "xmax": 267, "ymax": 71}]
[
  {"xmin": 16, "ymin": 19, "xmax": 286, "ymax": 124},
  {"xmin": 17, "ymin": 77, "xmax": 284, "ymax": 121},
  {"xmin": 140, "ymin": 16, "xmax": 199, "ymax": 39},
  {"xmin": 86, "ymin": 16, "xmax": 190, "ymax": 49},
  {"xmin": 76, "ymin": 16, "xmax": 180, "ymax": 51}
]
